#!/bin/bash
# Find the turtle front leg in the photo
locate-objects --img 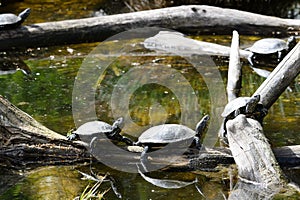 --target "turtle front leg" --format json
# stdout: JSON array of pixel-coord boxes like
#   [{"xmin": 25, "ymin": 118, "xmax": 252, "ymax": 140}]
[
  {"xmin": 278, "ymin": 51, "xmax": 284, "ymax": 62},
  {"xmin": 110, "ymin": 132, "xmax": 134, "ymax": 145},
  {"xmin": 140, "ymin": 146, "xmax": 150, "ymax": 172},
  {"xmin": 89, "ymin": 136, "xmax": 98, "ymax": 155},
  {"xmin": 193, "ymin": 136, "xmax": 201, "ymax": 149},
  {"xmin": 120, "ymin": 136, "xmax": 134, "ymax": 145},
  {"xmin": 67, "ymin": 133, "xmax": 79, "ymax": 140},
  {"xmin": 247, "ymin": 53, "xmax": 255, "ymax": 66}
]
